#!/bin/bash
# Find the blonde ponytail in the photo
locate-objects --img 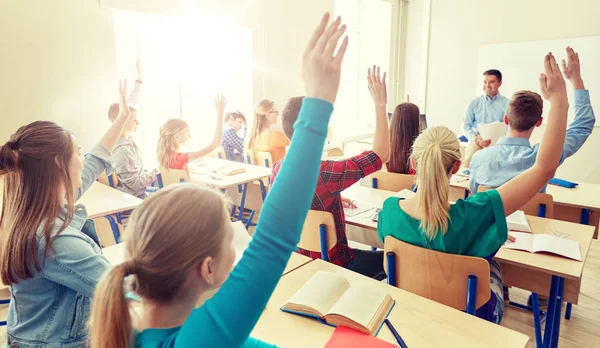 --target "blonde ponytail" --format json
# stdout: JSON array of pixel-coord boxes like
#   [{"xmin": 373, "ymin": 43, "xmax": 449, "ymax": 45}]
[
  {"xmin": 247, "ymin": 99, "xmax": 275, "ymax": 164},
  {"xmin": 412, "ymin": 126, "xmax": 461, "ymax": 239},
  {"xmin": 89, "ymin": 262, "xmax": 134, "ymax": 348},
  {"xmin": 157, "ymin": 118, "xmax": 188, "ymax": 168}
]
